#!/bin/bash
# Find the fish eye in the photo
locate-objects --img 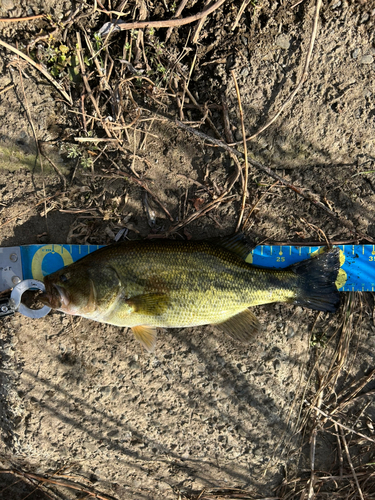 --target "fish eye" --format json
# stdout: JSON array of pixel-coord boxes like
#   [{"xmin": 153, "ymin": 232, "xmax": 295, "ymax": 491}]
[{"xmin": 60, "ymin": 274, "xmax": 68, "ymax": 283}]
